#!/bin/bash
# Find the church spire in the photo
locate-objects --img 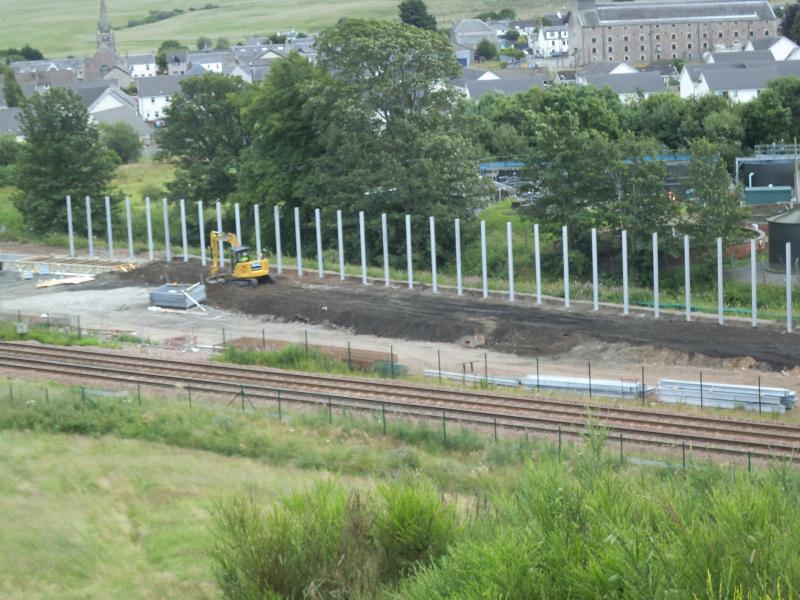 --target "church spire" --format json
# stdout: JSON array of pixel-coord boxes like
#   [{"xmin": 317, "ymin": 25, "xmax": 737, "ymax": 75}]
[{"xmin": 97, "ymin": 0, "xmax": 115, "ymax": 51}]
